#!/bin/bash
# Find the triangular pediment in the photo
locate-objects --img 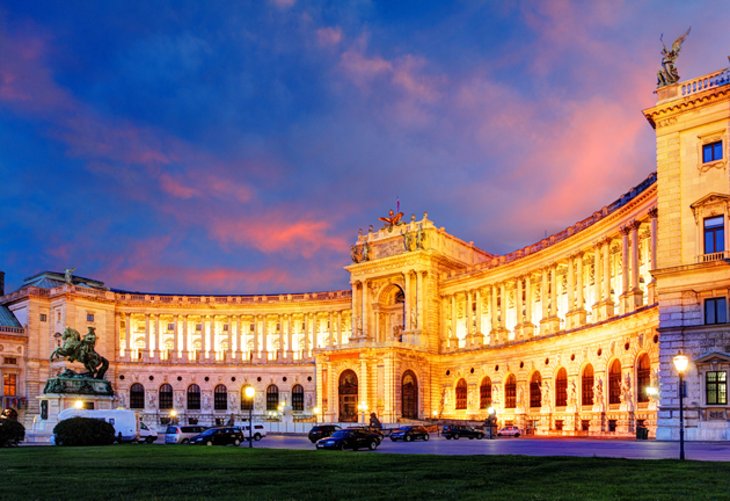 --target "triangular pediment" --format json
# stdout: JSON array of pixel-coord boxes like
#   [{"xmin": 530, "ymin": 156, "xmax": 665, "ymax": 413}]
[
  {"xmin": 690, "ymin": 192, "xmax": 730, "ymax": 210},
  {"xmin": 695, "ymin": 351, "xmax": 730, "ymax": 364}
]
